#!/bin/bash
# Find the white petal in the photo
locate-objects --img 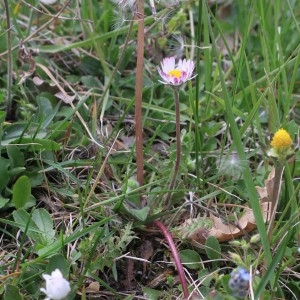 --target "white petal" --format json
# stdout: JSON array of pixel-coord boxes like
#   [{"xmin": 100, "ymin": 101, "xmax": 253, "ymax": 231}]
[{"xmin": 161, "ymin": 57, "xmax": 175, "ymax": 73}]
